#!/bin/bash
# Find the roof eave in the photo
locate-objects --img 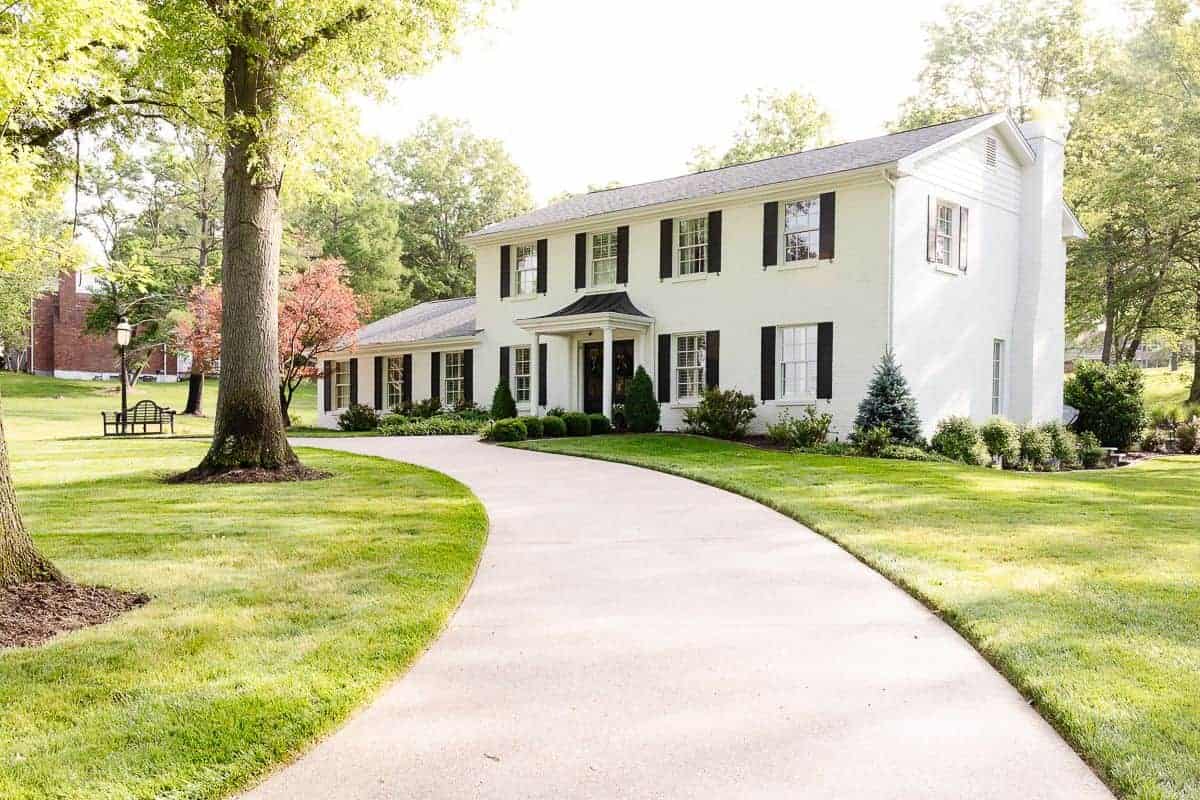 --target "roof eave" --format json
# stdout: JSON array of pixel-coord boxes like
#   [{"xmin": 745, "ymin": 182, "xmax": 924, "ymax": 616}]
[
  {"xmin": 317, "ymin": 332, "xmax": 481, "ymax": 359},
  {"xmin": 896, "ymin": 113, "xmax": 1034, "ymax": 174}
]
